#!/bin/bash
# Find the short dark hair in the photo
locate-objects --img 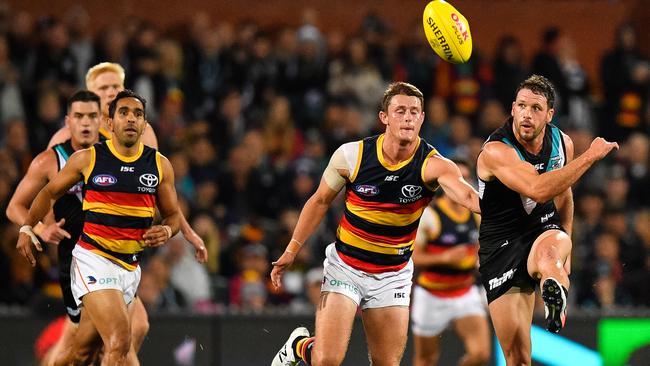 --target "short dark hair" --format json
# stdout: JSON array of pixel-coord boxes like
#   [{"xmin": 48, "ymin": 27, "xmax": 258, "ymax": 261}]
[
  {"xmin": 515, "ymin": 75, "xmax": 556, "ymax": 110},
  {"xmin": 67, "ymin": 90, "xmax": 100, "ymax": 113},
  {"xmin": 108, "ymin": 89, "xmax": 147, "ymax": 118},
  {"xmin": 381, "ymin": 82, "xmax": 424, "ymax": 112}
]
